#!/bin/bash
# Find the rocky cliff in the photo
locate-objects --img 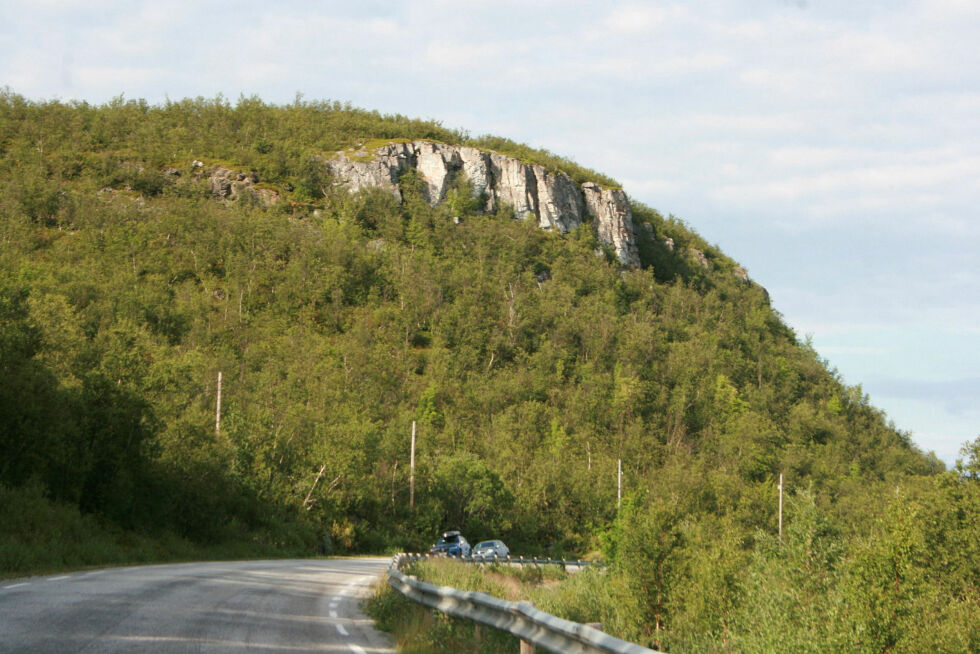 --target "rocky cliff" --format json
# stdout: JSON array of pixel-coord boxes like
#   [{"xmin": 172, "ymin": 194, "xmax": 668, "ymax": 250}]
[{"xmin": 328, "ymin": 141, "xmax": 641, "ymax": 267}]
